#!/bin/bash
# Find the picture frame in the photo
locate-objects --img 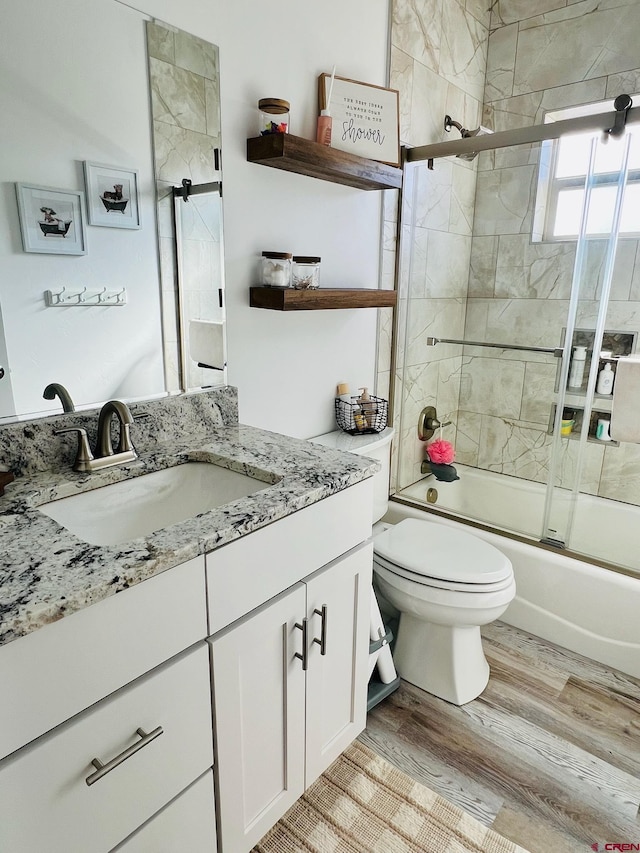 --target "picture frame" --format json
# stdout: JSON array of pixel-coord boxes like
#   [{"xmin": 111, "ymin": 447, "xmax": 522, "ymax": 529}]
[
  {"xmin": 318, "ymin": 74, "xmax": 400, "ymax": 167},
  {"xmin": 15, "ymin": 183, "xmax": 87, "ymax": 255},
  {"xmin": 83, "ymin": 162, "xmax": 141, "ymax": 229}
]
